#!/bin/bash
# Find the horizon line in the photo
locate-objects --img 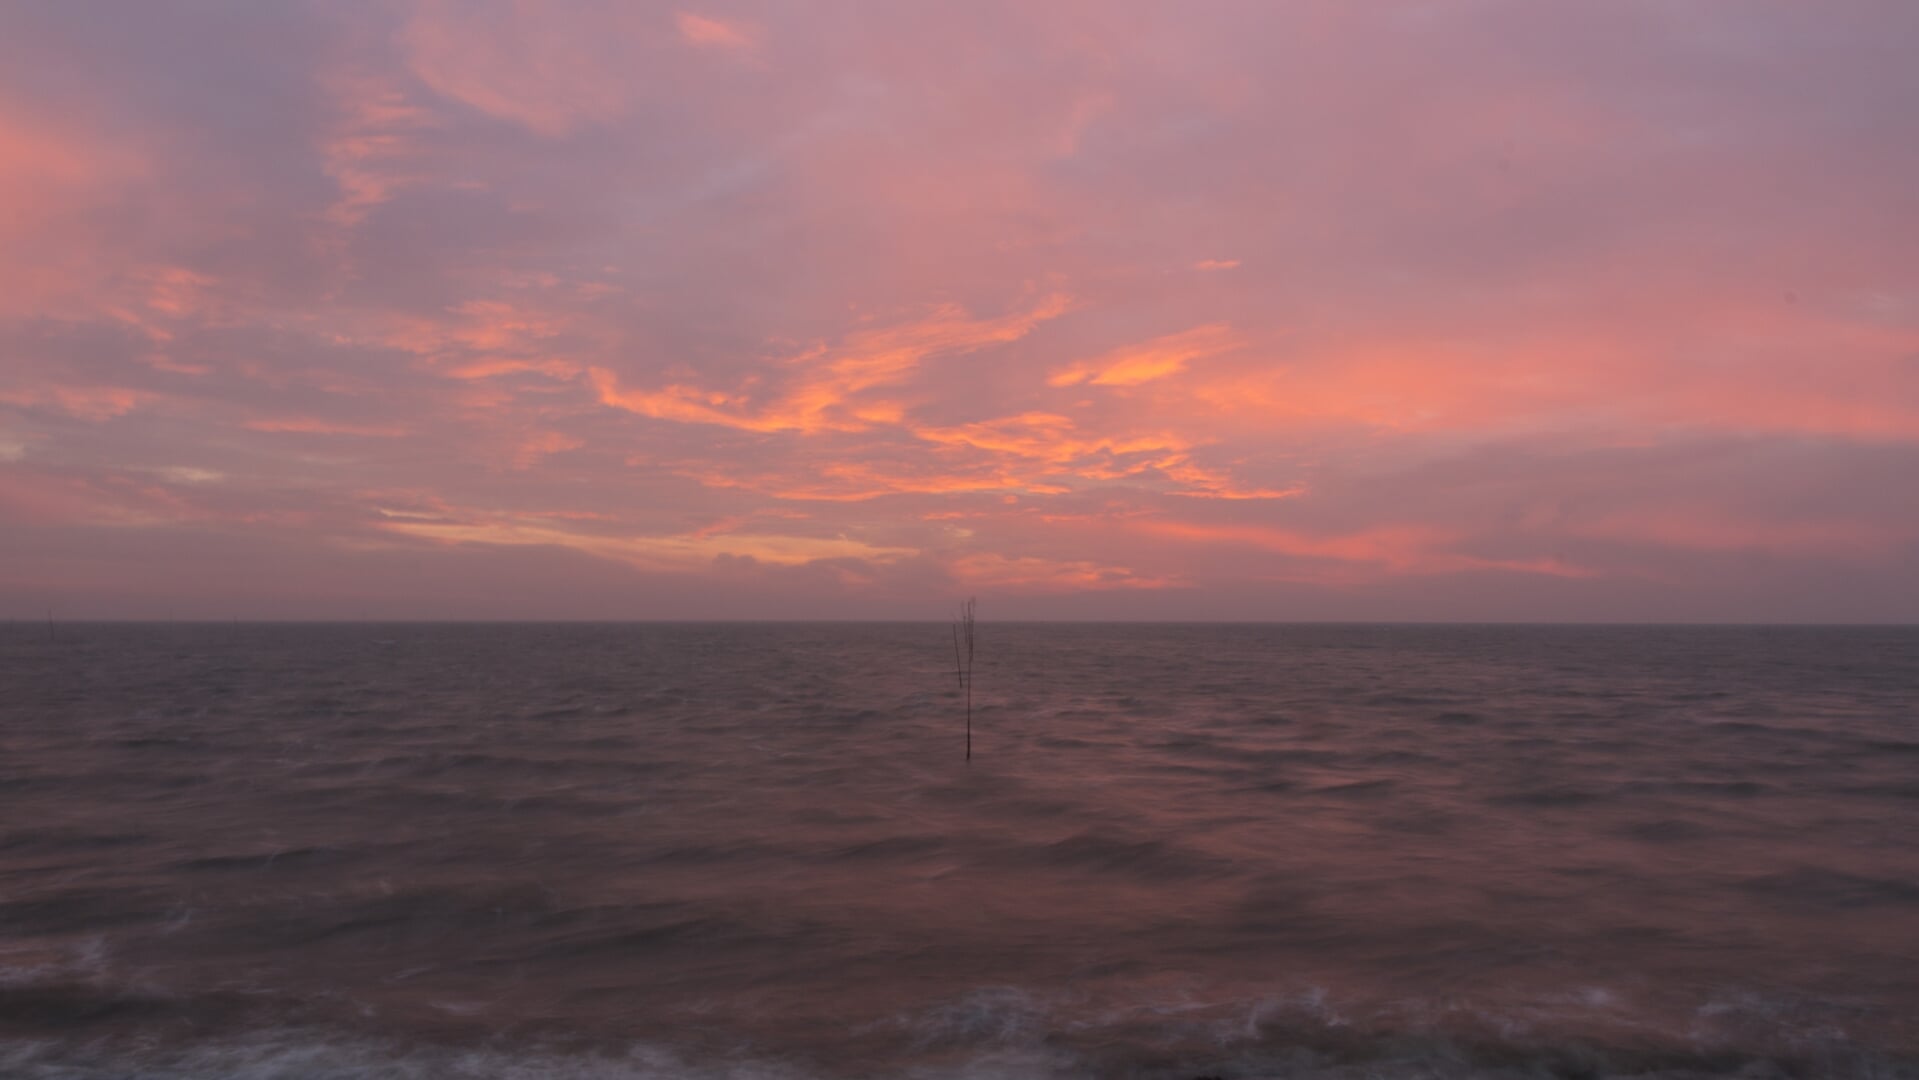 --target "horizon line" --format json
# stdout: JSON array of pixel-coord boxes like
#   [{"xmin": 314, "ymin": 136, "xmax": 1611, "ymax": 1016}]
[{"xmin": 7, "ymin": 618, "xmax": 1916, "ymax": 629}]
